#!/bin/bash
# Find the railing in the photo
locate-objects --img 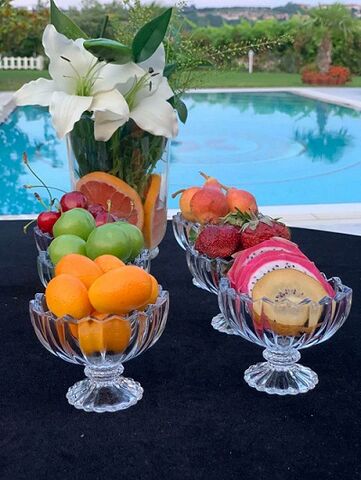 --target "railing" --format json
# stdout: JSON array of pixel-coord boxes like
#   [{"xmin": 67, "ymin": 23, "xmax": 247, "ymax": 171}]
[{"xmin": 0, "ymin": 55, "xmax": 45, "ymax": 71}]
